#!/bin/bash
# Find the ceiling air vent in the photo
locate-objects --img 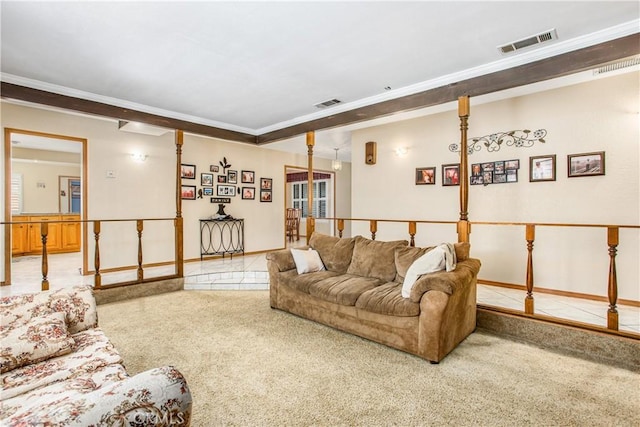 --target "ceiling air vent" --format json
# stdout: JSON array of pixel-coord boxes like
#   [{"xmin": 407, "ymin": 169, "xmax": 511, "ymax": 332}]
[
  {"xmin": 498, "ymin": 29, "xmax": 558, "ymax": 55},
  {"xmin": 593, "ymin": 57, "xmax": 640, "ymax": 75},
  {"xmin": 314, "ymin": 98, "xmax": 342, "ymax": 109}
]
